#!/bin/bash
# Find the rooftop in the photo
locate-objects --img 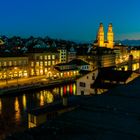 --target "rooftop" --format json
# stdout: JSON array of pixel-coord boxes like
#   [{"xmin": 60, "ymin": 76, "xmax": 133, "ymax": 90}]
[{"xmin": 69, "ymin": 59, "xmax": 90, "ymax": 66}]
